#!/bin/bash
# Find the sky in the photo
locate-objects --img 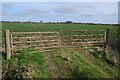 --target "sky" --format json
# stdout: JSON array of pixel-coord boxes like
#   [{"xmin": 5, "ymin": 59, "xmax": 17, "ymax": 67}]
[{"xmin": 1, "ymin": 2, "xmax": 119, "ymax": 24}]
